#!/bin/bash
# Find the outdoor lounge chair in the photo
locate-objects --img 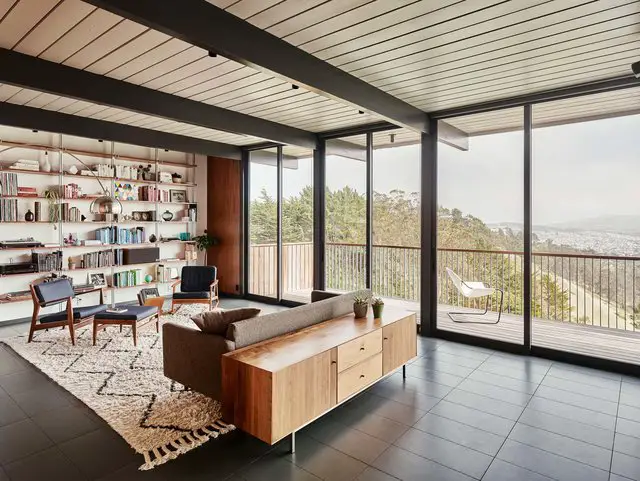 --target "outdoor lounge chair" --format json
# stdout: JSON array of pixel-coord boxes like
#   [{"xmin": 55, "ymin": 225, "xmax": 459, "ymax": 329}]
[{"xmin": 445, "ymin": 268, "xmax": 503, "ymax": 324}]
